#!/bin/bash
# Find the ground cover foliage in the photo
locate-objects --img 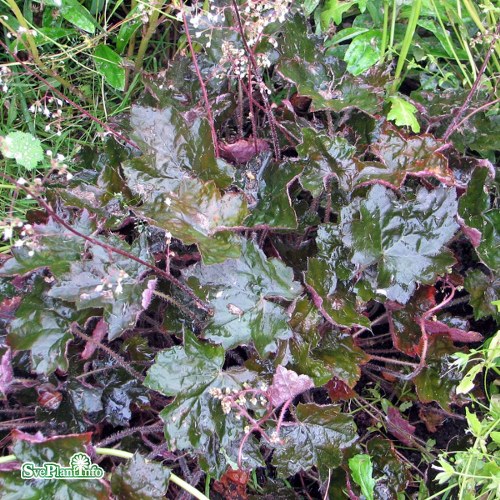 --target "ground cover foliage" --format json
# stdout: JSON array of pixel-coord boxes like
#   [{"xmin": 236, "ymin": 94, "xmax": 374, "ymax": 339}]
[{"xmin": 0, "ymin": 1, "xmax": 499, "ymax": 498}]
